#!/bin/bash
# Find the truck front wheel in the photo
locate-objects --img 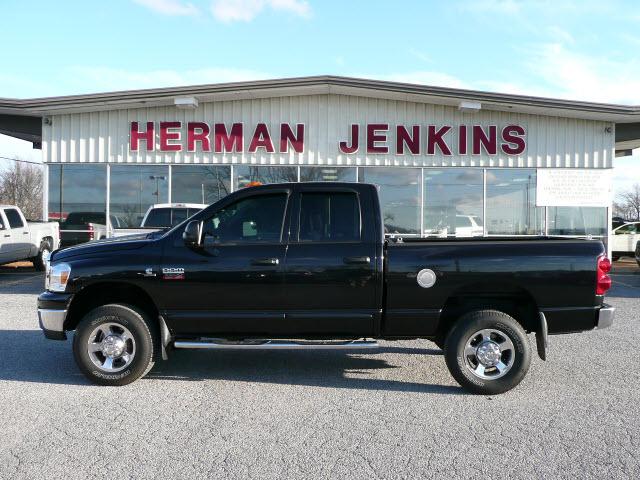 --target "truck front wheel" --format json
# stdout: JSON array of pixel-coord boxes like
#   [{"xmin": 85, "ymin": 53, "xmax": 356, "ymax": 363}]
[
  {"xmin": 72, "ymin": 304, "xmax": 157, "ymax": 386},
  {"xmin": 444, "ymin": 309, "xmax": 531, "ymax": 395}
]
